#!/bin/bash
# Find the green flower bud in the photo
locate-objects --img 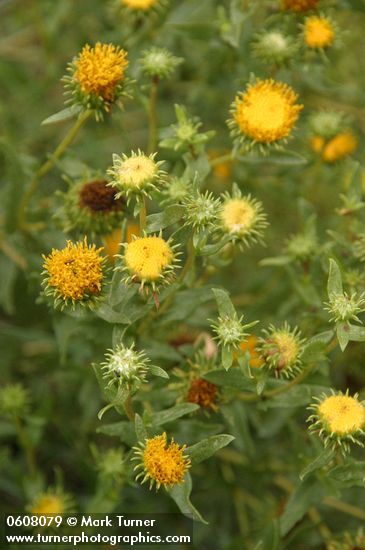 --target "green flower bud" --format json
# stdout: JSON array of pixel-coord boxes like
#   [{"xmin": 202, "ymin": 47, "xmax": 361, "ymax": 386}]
[
  {"xmin": 252, "ymin": 31, "xmax": 298, "ymax": 65},
  {"xmin": 101, "ymin": 344, "xmax": 150, "ymax": 388},
  {"xmin": 0, "ymin": 384, "xmax": 30, "ymax": 418},
  {"xmin": 96, "ymin": 447, "xmax": 125, "ymax": 480},
  {"xmin": 324, "ymin": 291, "xmax": 365, "ymax": 323},
  {"xmin": 182, "ymin": 191, "xmax": 221, "ymax": 230},
  {"xmin": 308, "ymin": 110, "xmax": 346, "ymax": 140},
  {"xmin": 140, "ymin": 47, "xmax": 183, "ymax": 80},
  {"xmin": 285, "ymin": 232, "xmax": 317, "ymax": 261},
  {"xmin": 107, "ymin": 150, "xmax": 166, "ymax": 202},
  {"xmin": 211, "ymin": 313, "xmax": 250, "ymax": 349}
]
